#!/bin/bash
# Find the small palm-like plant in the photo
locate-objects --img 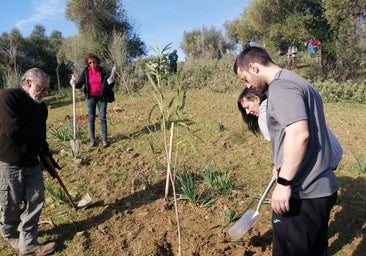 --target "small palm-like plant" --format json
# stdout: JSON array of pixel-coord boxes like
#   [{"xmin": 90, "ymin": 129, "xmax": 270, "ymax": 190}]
[
  {"xmin": 222, "ymin": 206, "xmax": 236, "ymax": 227},
  {"xmin": 218, "ymin": 121, "xmax": 226, "ymax": 132},
  {"xmin": 201, "ymin": 165, "xmax": 233, "ymax": 195},
  {"xmin": 45, "ymin": 184, "xmax": 67, "ymax": 206},
  {"xmin": 176, "ymin": 173, "xmax": 199, "ymax": 205},
  {"xmin": 176, "ymin": 172, "xmax": 215, "ymax": 208},
  {"xmin": 50, "ymin": 122, "xmax": 82, "ymax": 142},
  {"xmin": 66, "ymin": 147, "xmax": 81, "ymax": 160},
  {"xmin": 146, "ymin": 43, "xmax": 193, "ymax": 256},
  {"xmin": 50, "ymin": 125, "xmax": 72, "ymax": 142},
  {"xmin": 355, "ymin": 156, "xmax": 366, "ymax": 174}
]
